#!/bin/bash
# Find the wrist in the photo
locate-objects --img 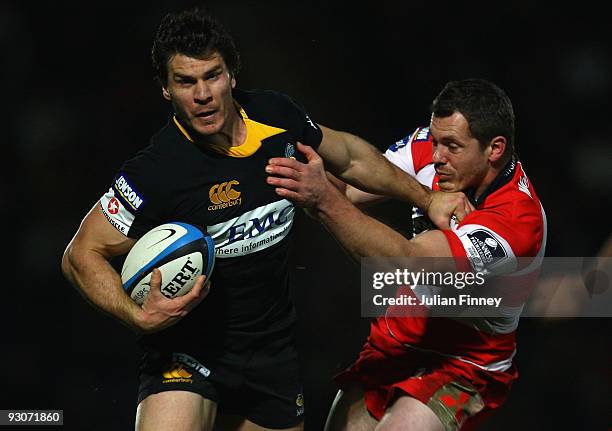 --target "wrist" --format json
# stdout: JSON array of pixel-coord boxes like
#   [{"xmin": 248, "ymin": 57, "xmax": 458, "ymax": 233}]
[{"xmin": 314, "ymin": 182, "xmax": 350, "ymax": 220}]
